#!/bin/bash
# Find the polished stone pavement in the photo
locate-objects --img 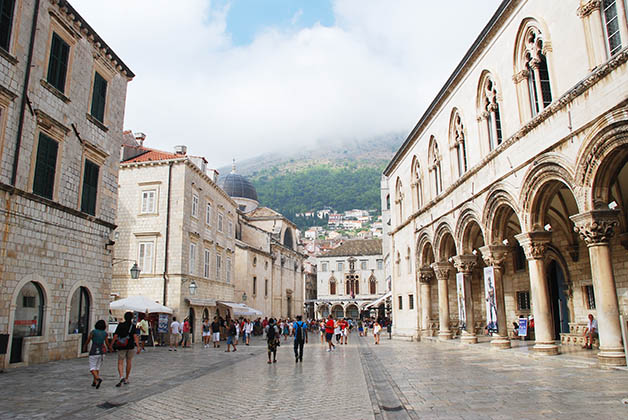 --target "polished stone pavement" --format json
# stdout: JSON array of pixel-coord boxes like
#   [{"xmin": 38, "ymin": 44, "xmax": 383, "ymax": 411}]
[{"xmin": 1, "ymin": 334, "xmax": 627, "ymax": 419}]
